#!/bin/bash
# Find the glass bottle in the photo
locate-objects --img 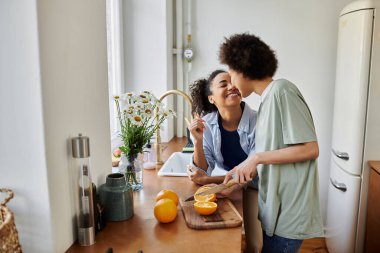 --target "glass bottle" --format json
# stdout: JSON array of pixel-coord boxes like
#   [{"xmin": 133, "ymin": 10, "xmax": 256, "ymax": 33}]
[
  {"xmin": 71, "ymin": 134, "xmax": 95, "ymax": 246},
  {"xmin": 143, "ymin": 141, "xmax": 156, "ymax": 170}
]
